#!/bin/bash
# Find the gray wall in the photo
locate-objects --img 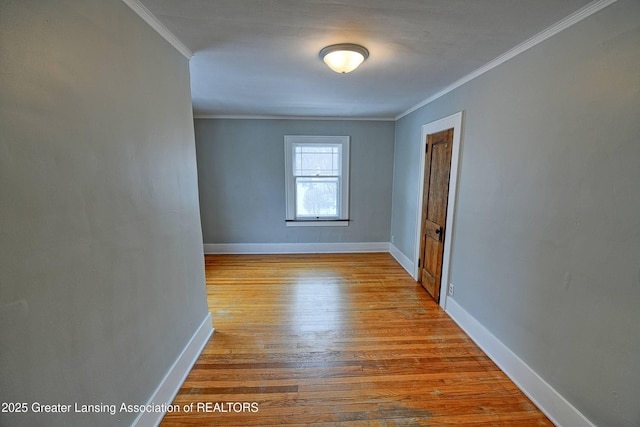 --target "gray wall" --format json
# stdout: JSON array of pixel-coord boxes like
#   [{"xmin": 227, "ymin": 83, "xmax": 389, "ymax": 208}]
[
  {"xmin": 195, "ymin": 119, "xmax": 395, "ymax": 244},
  {"xmin": 0, "ymin": 1, "xmax": 209, "ymax": 426},
  {"xmin": 390, "ymin": 1, "xmax": 640, "ymax": 426}
]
